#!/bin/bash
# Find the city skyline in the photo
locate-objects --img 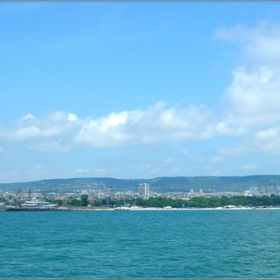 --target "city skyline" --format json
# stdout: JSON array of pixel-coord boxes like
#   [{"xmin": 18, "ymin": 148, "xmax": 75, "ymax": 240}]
[{"xmin": 1, "ymin": 2, "xmax": 280, "ymax": 183}]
